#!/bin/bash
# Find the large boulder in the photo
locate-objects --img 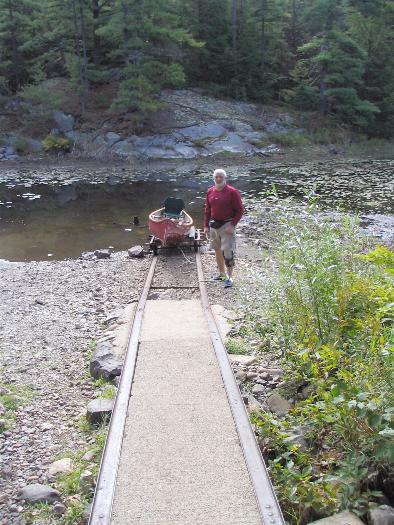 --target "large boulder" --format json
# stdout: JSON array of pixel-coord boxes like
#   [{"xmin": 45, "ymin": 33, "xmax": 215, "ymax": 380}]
[
  {"xmin": 19, "ymin": 484, "xmax": 61, "ymax": 504},
  {"xmin": 205, "ymin": 132, "xmax": 254, "ymax": 155},
  {"xmin": 266, "ymin": 393, "xmax": 291, "ymax": 416},
  {"xmin": 52, "ymin": 110, "xmax": 75, "ymax": 132},
  {"xmin": 90, "ymin": 342, "xmax": 123, "ymax": 380},
  {"xmin": 307, "ymin": 511, "xmax": 363, "ymax": 525},
  {"xmin": 128, "ymin": 245, "xmax": 144, "ymax": 258},
  {"xmin": 105, "ymin": 132, "xmax": 121, "ymax": 147},
  {"xmin": 178, "ymin": 122, "xmax": 227, "ymax": 141},
  {"xmin": 86, "ymin": 398, "xmax": 114, "ymax": 425},
  {"xmin": 368, "ymin": 505, "xmax": 394, "ymax": 525},
  {"xmin": 111, "ymin": 140, "xmax": 136, "ymax": 156}
]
